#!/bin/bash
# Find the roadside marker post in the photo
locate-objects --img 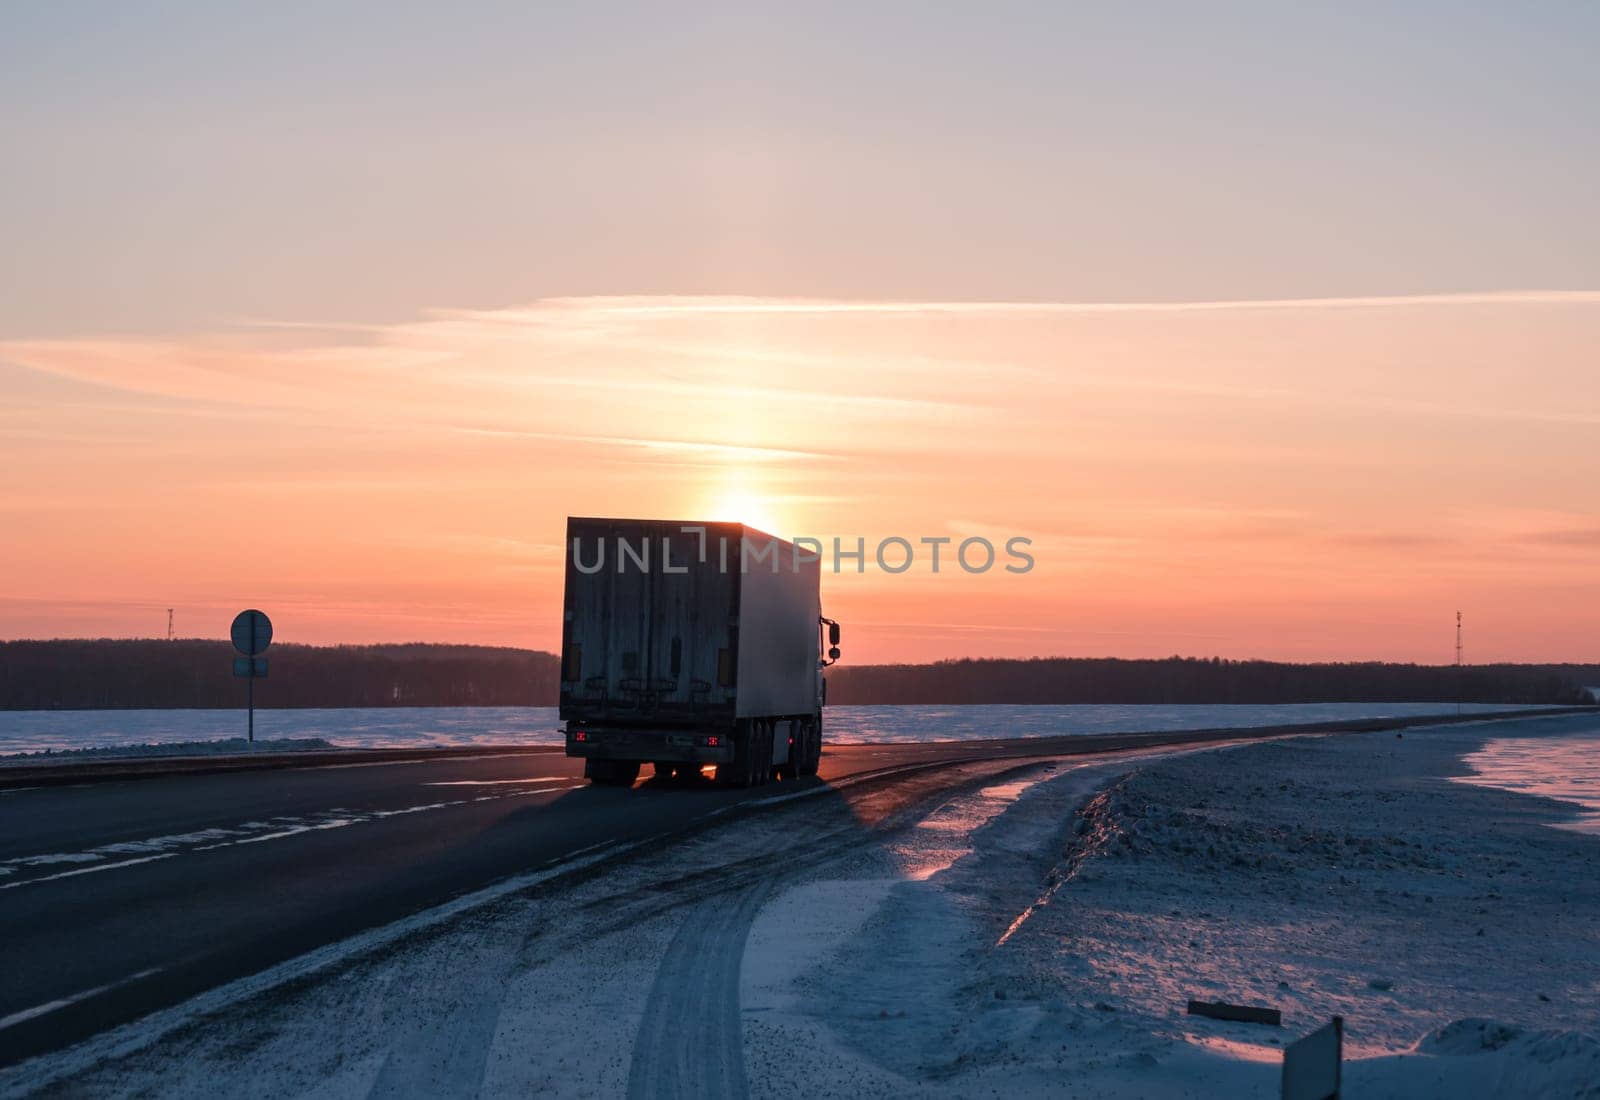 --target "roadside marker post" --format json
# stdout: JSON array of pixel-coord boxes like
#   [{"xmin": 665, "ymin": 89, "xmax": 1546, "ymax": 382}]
[
  {"xmin": 1282, "ymin": 1016, "xmax": 1342, "ymax": 1100},
  {"xmin": 230, "ymin": 609, "xmax": 273, "ymax": 743}
]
